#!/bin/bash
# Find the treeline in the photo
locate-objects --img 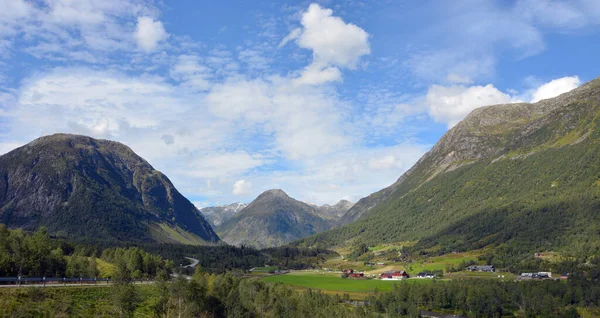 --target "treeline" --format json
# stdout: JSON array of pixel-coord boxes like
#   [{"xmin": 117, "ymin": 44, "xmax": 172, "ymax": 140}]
[
  {"xmin": 142, "ymin": 244, "xmax": 266, "ymax": 273},
  {"xmin": 367, "ymin": 274, "xmax": 599, "ymax": 317},
  {"xmin": 101, "ymin": 247, "xmax": 173, "ymax": 279},
  {"xmin": 150, "ymin": 268, "xmax": 369, "ymax": 318},
  {"xmin": 0, "ymin": 225, "xmax": 170, "ymax": 278}
]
